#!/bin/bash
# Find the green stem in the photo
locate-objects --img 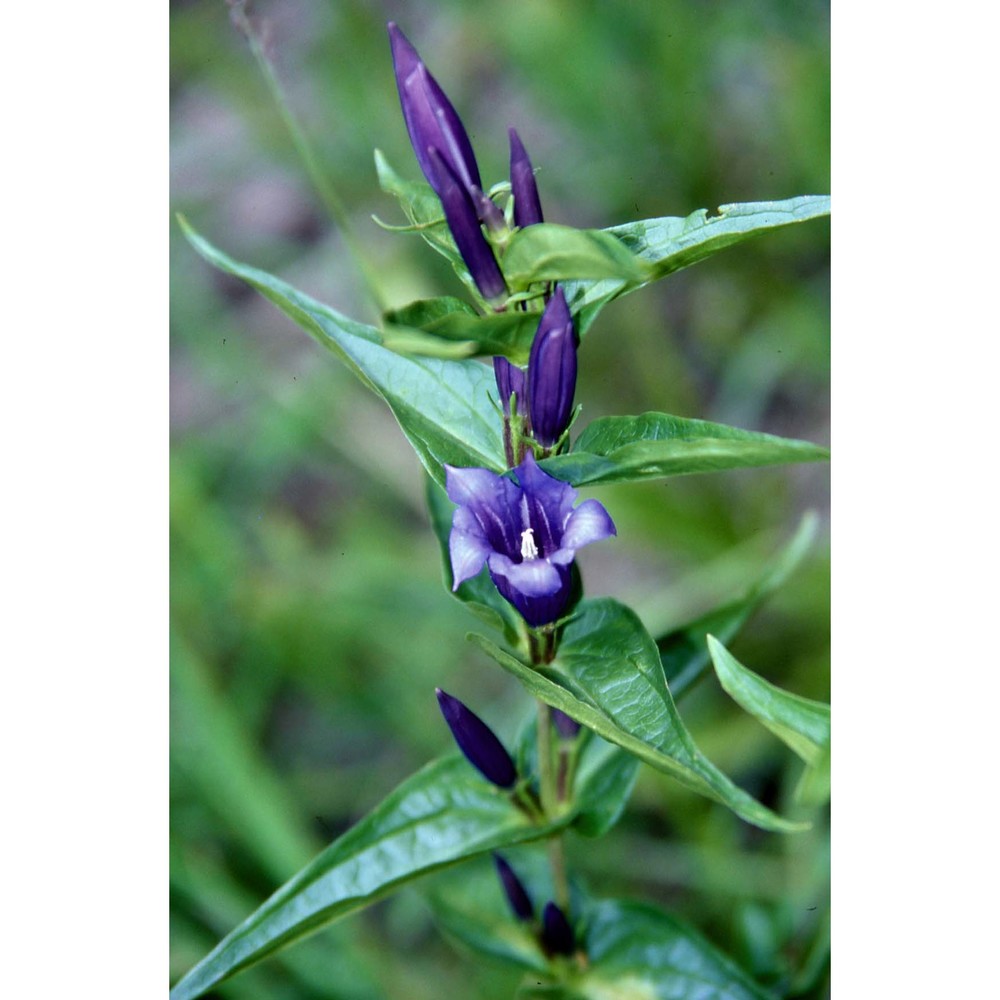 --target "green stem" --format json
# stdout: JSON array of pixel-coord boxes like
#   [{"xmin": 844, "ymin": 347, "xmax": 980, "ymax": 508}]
[{"xmin": 230, "ymin": 2, "xmax": 388, "ymax": 315}]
